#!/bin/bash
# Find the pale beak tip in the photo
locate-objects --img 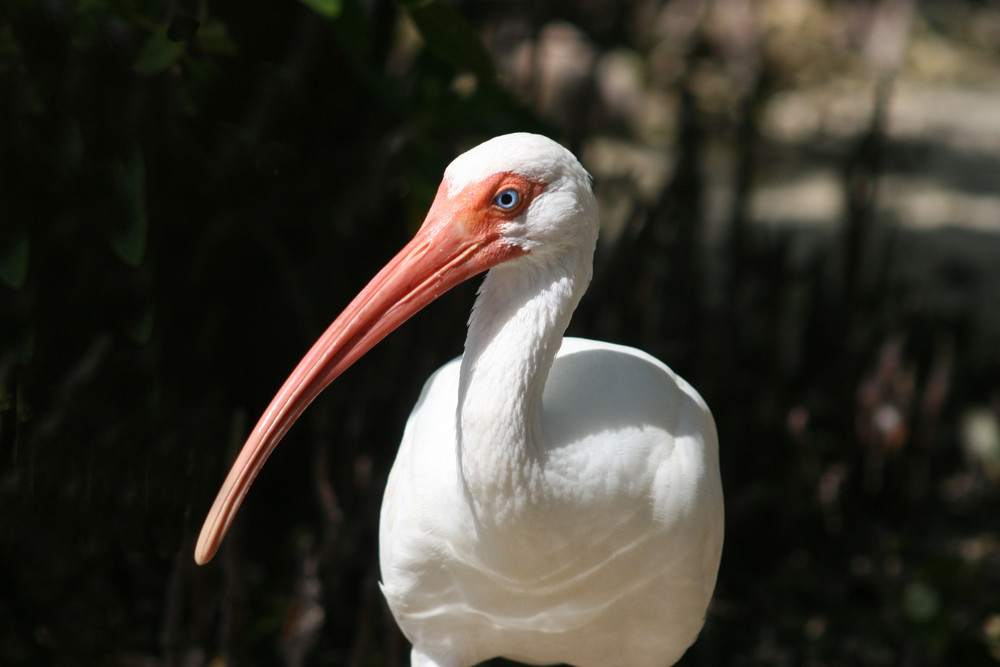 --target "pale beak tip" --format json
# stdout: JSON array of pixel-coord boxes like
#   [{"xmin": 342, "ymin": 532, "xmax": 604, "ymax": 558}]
[{"xmin": 194, "ymin": 531, "xmax": 219, "ymax": 565}]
